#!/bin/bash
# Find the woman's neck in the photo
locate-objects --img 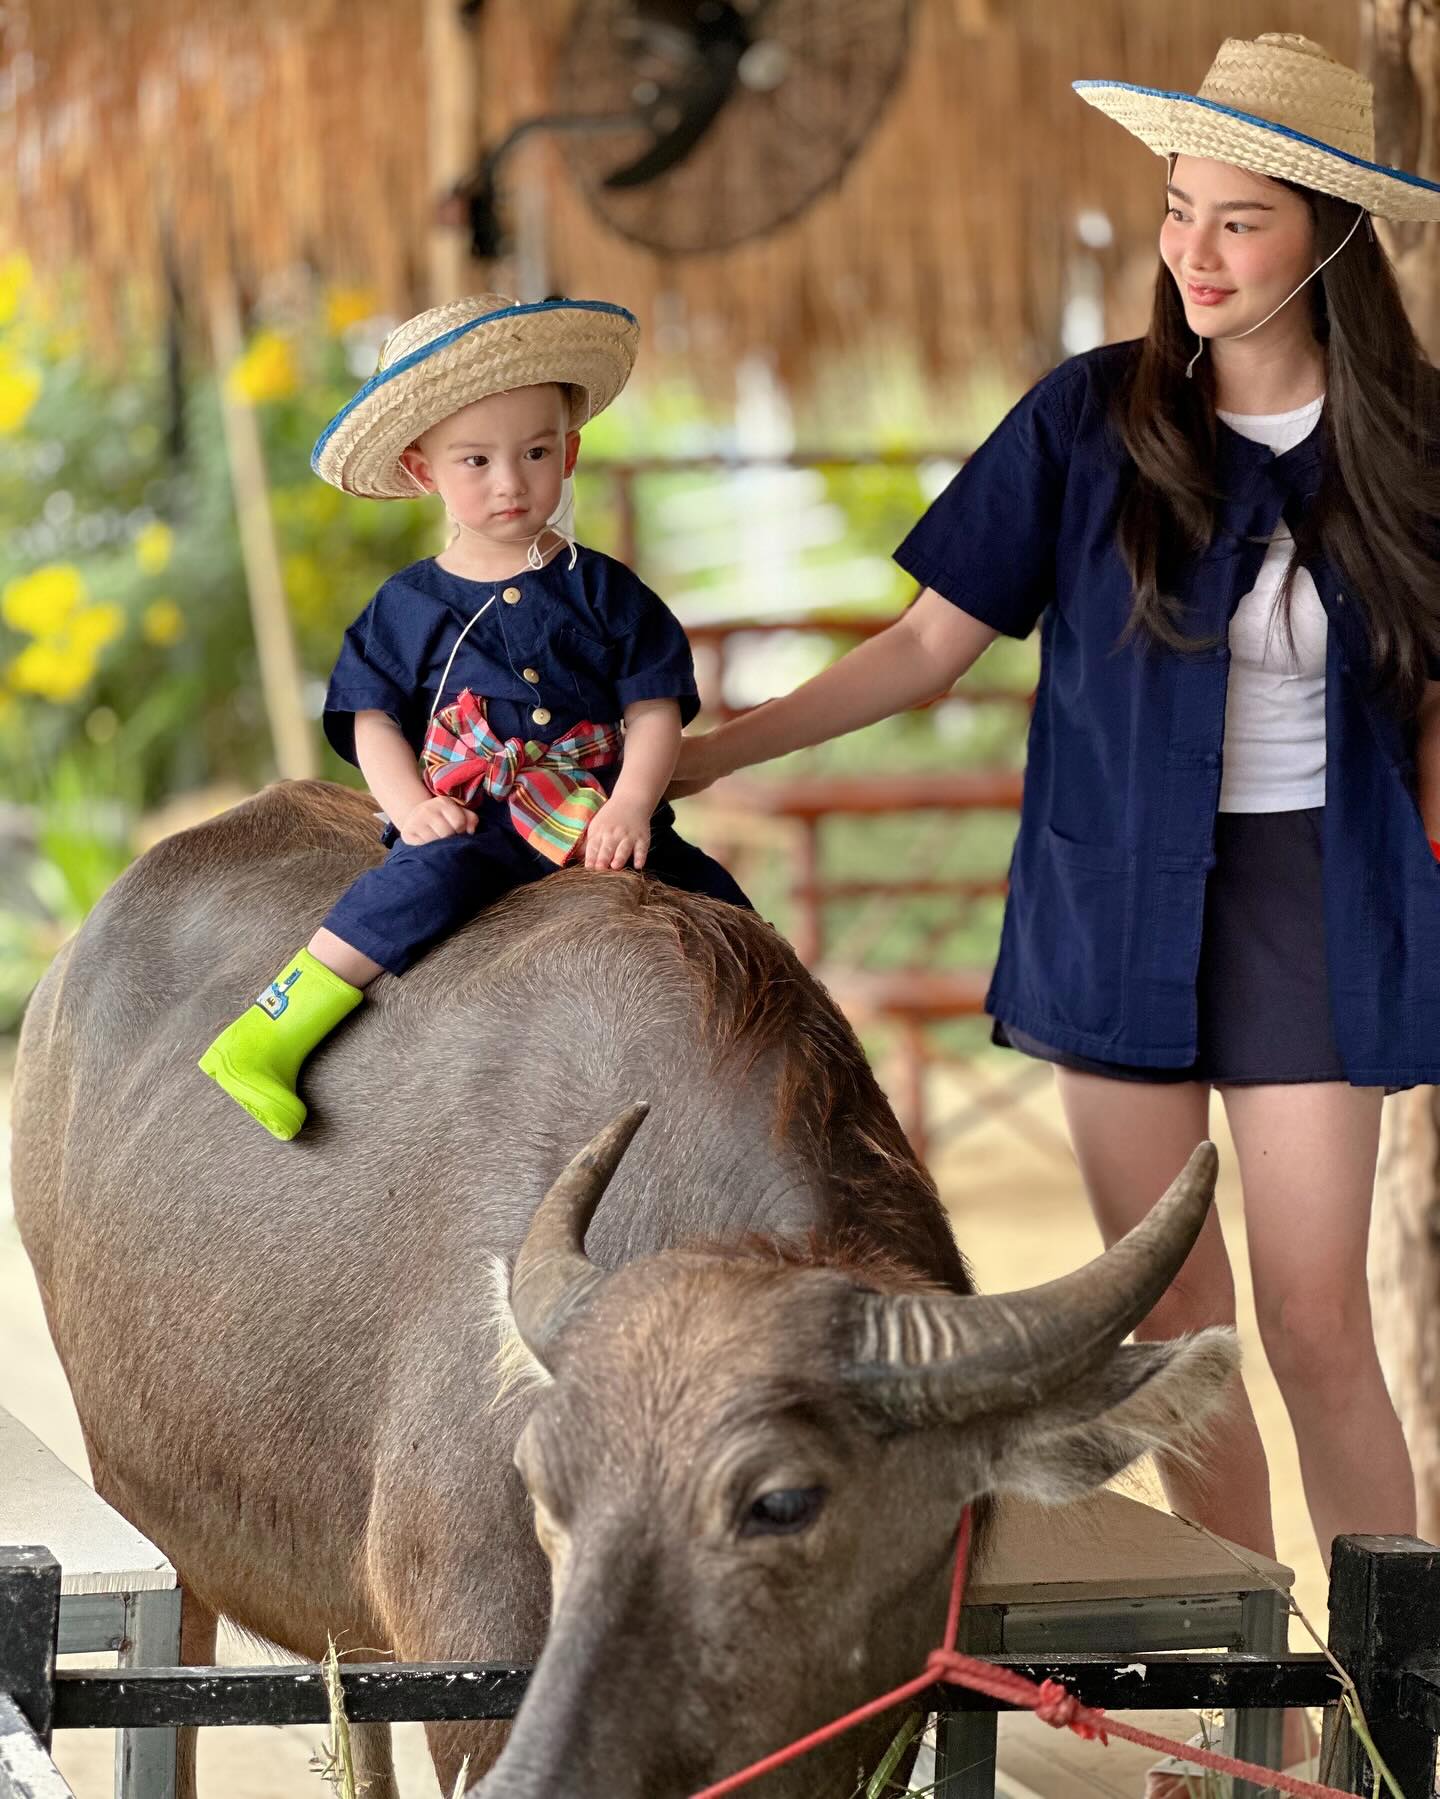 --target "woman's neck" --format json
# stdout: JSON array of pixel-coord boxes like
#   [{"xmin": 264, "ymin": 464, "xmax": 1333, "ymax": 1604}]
[{"xmin": 1208, "ymin": 318, "xmax": 1326, "ymax": 415}]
